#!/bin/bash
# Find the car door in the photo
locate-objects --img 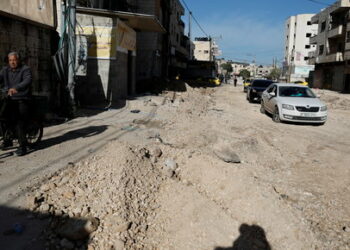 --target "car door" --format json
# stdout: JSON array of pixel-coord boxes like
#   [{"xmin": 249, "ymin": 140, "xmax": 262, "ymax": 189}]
[
  {"xmin": 265, "ymin": 85, "xmax": 277, "ymax": 112},
  {"xmin": 261, "ymin": 85, "xmax": 272, "ymax": 107}
]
